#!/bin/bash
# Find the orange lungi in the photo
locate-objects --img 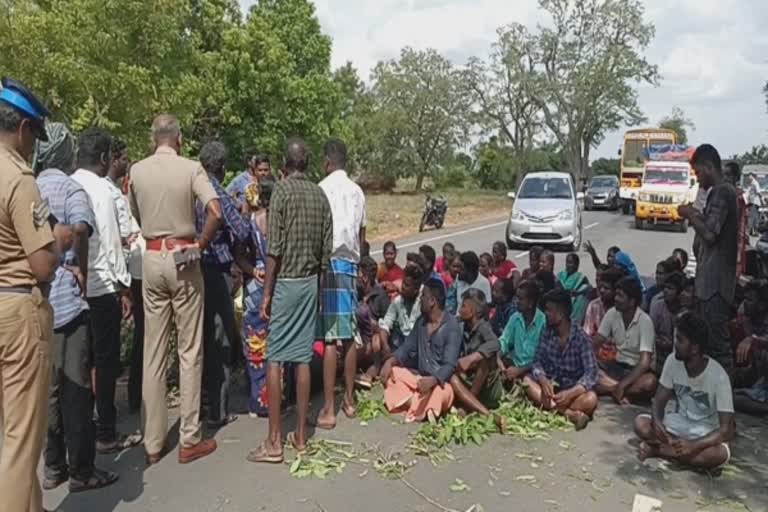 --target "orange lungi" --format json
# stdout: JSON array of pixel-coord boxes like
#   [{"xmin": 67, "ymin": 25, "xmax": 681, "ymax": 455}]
[{"xmin": 384, "ymin": 367, "xmax": 454, "ymax": 422}]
